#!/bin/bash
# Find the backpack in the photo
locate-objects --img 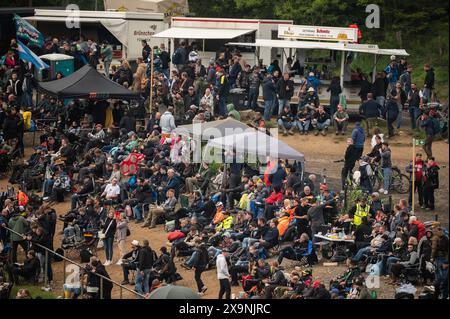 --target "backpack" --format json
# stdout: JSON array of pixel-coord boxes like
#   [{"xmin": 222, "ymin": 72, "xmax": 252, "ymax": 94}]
[
  {"xmin": 431, "ymin": 118, "xmax": 441, "ymax": 135},
  {"xmin": 80, "ymin": 248, "xmax": 93, "ymax": 263},
  {"xmin": 172, "ymin": 48, "xmax": 182, "ymax": 65}
]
